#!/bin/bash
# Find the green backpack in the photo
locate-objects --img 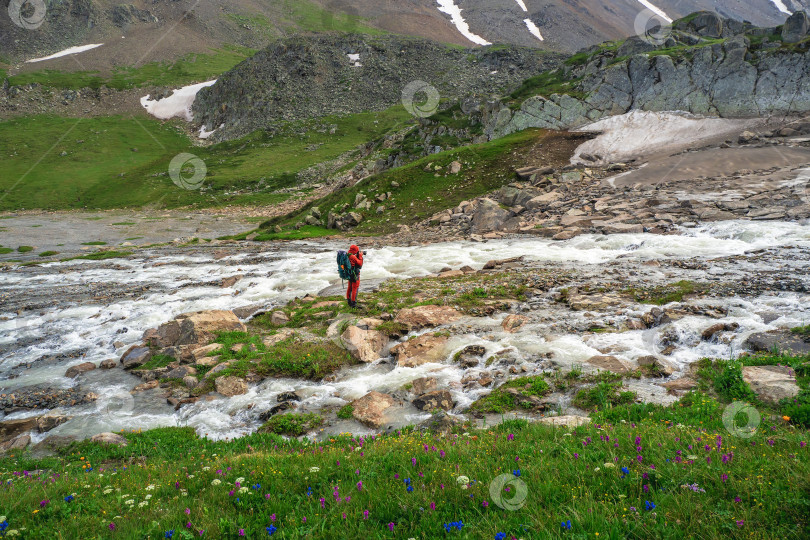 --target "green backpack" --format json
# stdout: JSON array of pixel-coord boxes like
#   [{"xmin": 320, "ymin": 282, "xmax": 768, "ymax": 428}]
[{"xmin": 337, "ymin": 250, "xmax": 356, "ymax": 280}]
